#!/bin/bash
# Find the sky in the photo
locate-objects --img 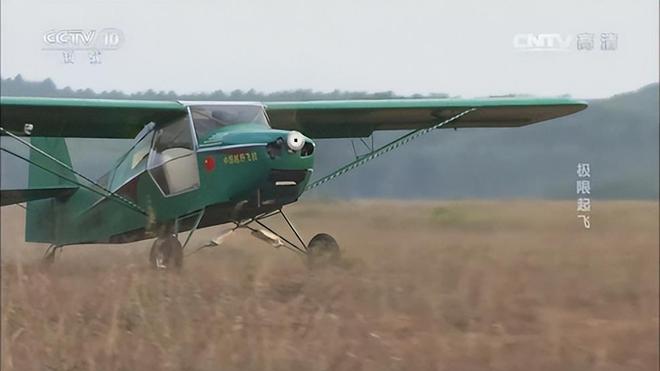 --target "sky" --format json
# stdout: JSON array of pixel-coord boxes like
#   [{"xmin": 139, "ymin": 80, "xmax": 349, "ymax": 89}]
[{"xmin": 1, "ymin": 0, "xmax": 658, "ymax": 98}]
